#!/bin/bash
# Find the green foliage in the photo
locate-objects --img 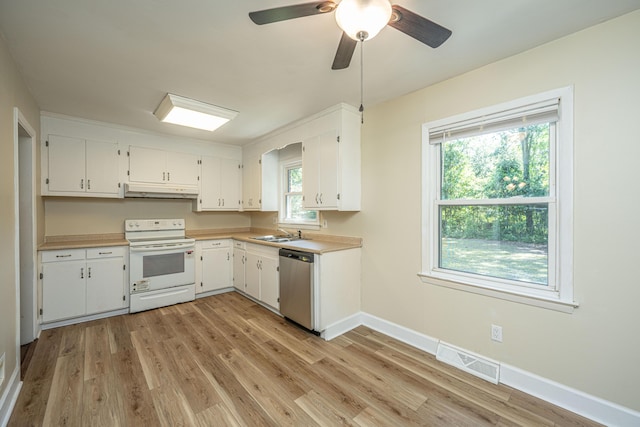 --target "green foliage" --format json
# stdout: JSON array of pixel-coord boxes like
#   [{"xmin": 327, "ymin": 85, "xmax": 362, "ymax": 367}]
[{"xmin": 440, "ymin": 123, "xmax": 550, "ymax": 245}]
